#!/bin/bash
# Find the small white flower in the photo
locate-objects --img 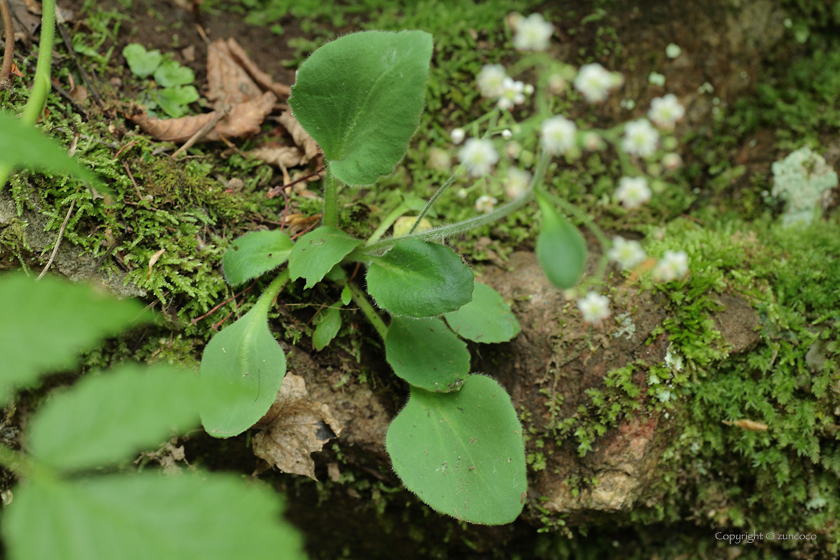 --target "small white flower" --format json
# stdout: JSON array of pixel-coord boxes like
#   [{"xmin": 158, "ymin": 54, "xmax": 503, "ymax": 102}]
[
  {"xmin": 501, "ymin": 129, "xmax": 512, "ymax": 139},
  {"xmin": 621, "ymin": 118, "xmax": 659, "ymax": 158},
  {"xmin": 504, "ymin": 141, "xmax": 522, "ymax": 159},
  {"xmin": 662, "ymin": 152, "xmax": 683, "ymax": 170},
  {"xmin": 649, "ymin": 72, "xmax": 665, "ymax": 86},
  {"xmin": 458, "ymin": 138, "xmax": 499, "ymax": 177},
  {"xmin": 615, "ymin": 176, "xmax": 652, "ymax": 209},
  {"xmin": 504, "ymin": 168, "xmax": 531, "ymax": 200},
  {"xmin": 652, "ymin": 250, "xmax": 689, "ymax": 282},
  {"xmin": 524, "ymin": 83, "xmax": 535, "ymax": 95},
  {"xmin": 582, "ymin": 132, "xmax": 602, "ymax": 151},
  {"xmin": 665, "ymin": 44, "xmax": 682, "ymax": 59},
  {"xmin": 648, "ymin": 94, "xmax": 685, "ymax": 130},
  {"xmin": 541, "ymin": 116, "xmax": 577, "ymax": 155},
  {"xmin": 578, "ymin": 291, "xmax": 611, "ymax": 325},
  {"xmin": 450, "ymin": 128, "xmax": 465, "ymax": 144},
  {"xmin": 573, "ymin": 63, "xmax": 616, "ymax": 103},
  {"xmin": 474, "ymin": 194, "xmax": 498, "ymax": 214},
  {"xmin": 547, "ymin": 74, "xmax": 566, "ymax": 94},
  {"xmin": 497, "ymin": 77, "xmax": 526, "ymax": 110},
  {"xmin": 513, "ymin": 13, "xmax": 553, "ymax": 51},
  {"xmin": 476, "ymin": 64, "xmax": 508, "ymax": 98},
  {"xmin": 608, "ymin": 236, "xmax": 646, "ymax": 269},
  {"xmin": 457, "ymin": 188, "xmax": 468, "ymax": 199},
  {"xmin": 428, "ymin": 147, "xmax": 451, "ymax": 172}
]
